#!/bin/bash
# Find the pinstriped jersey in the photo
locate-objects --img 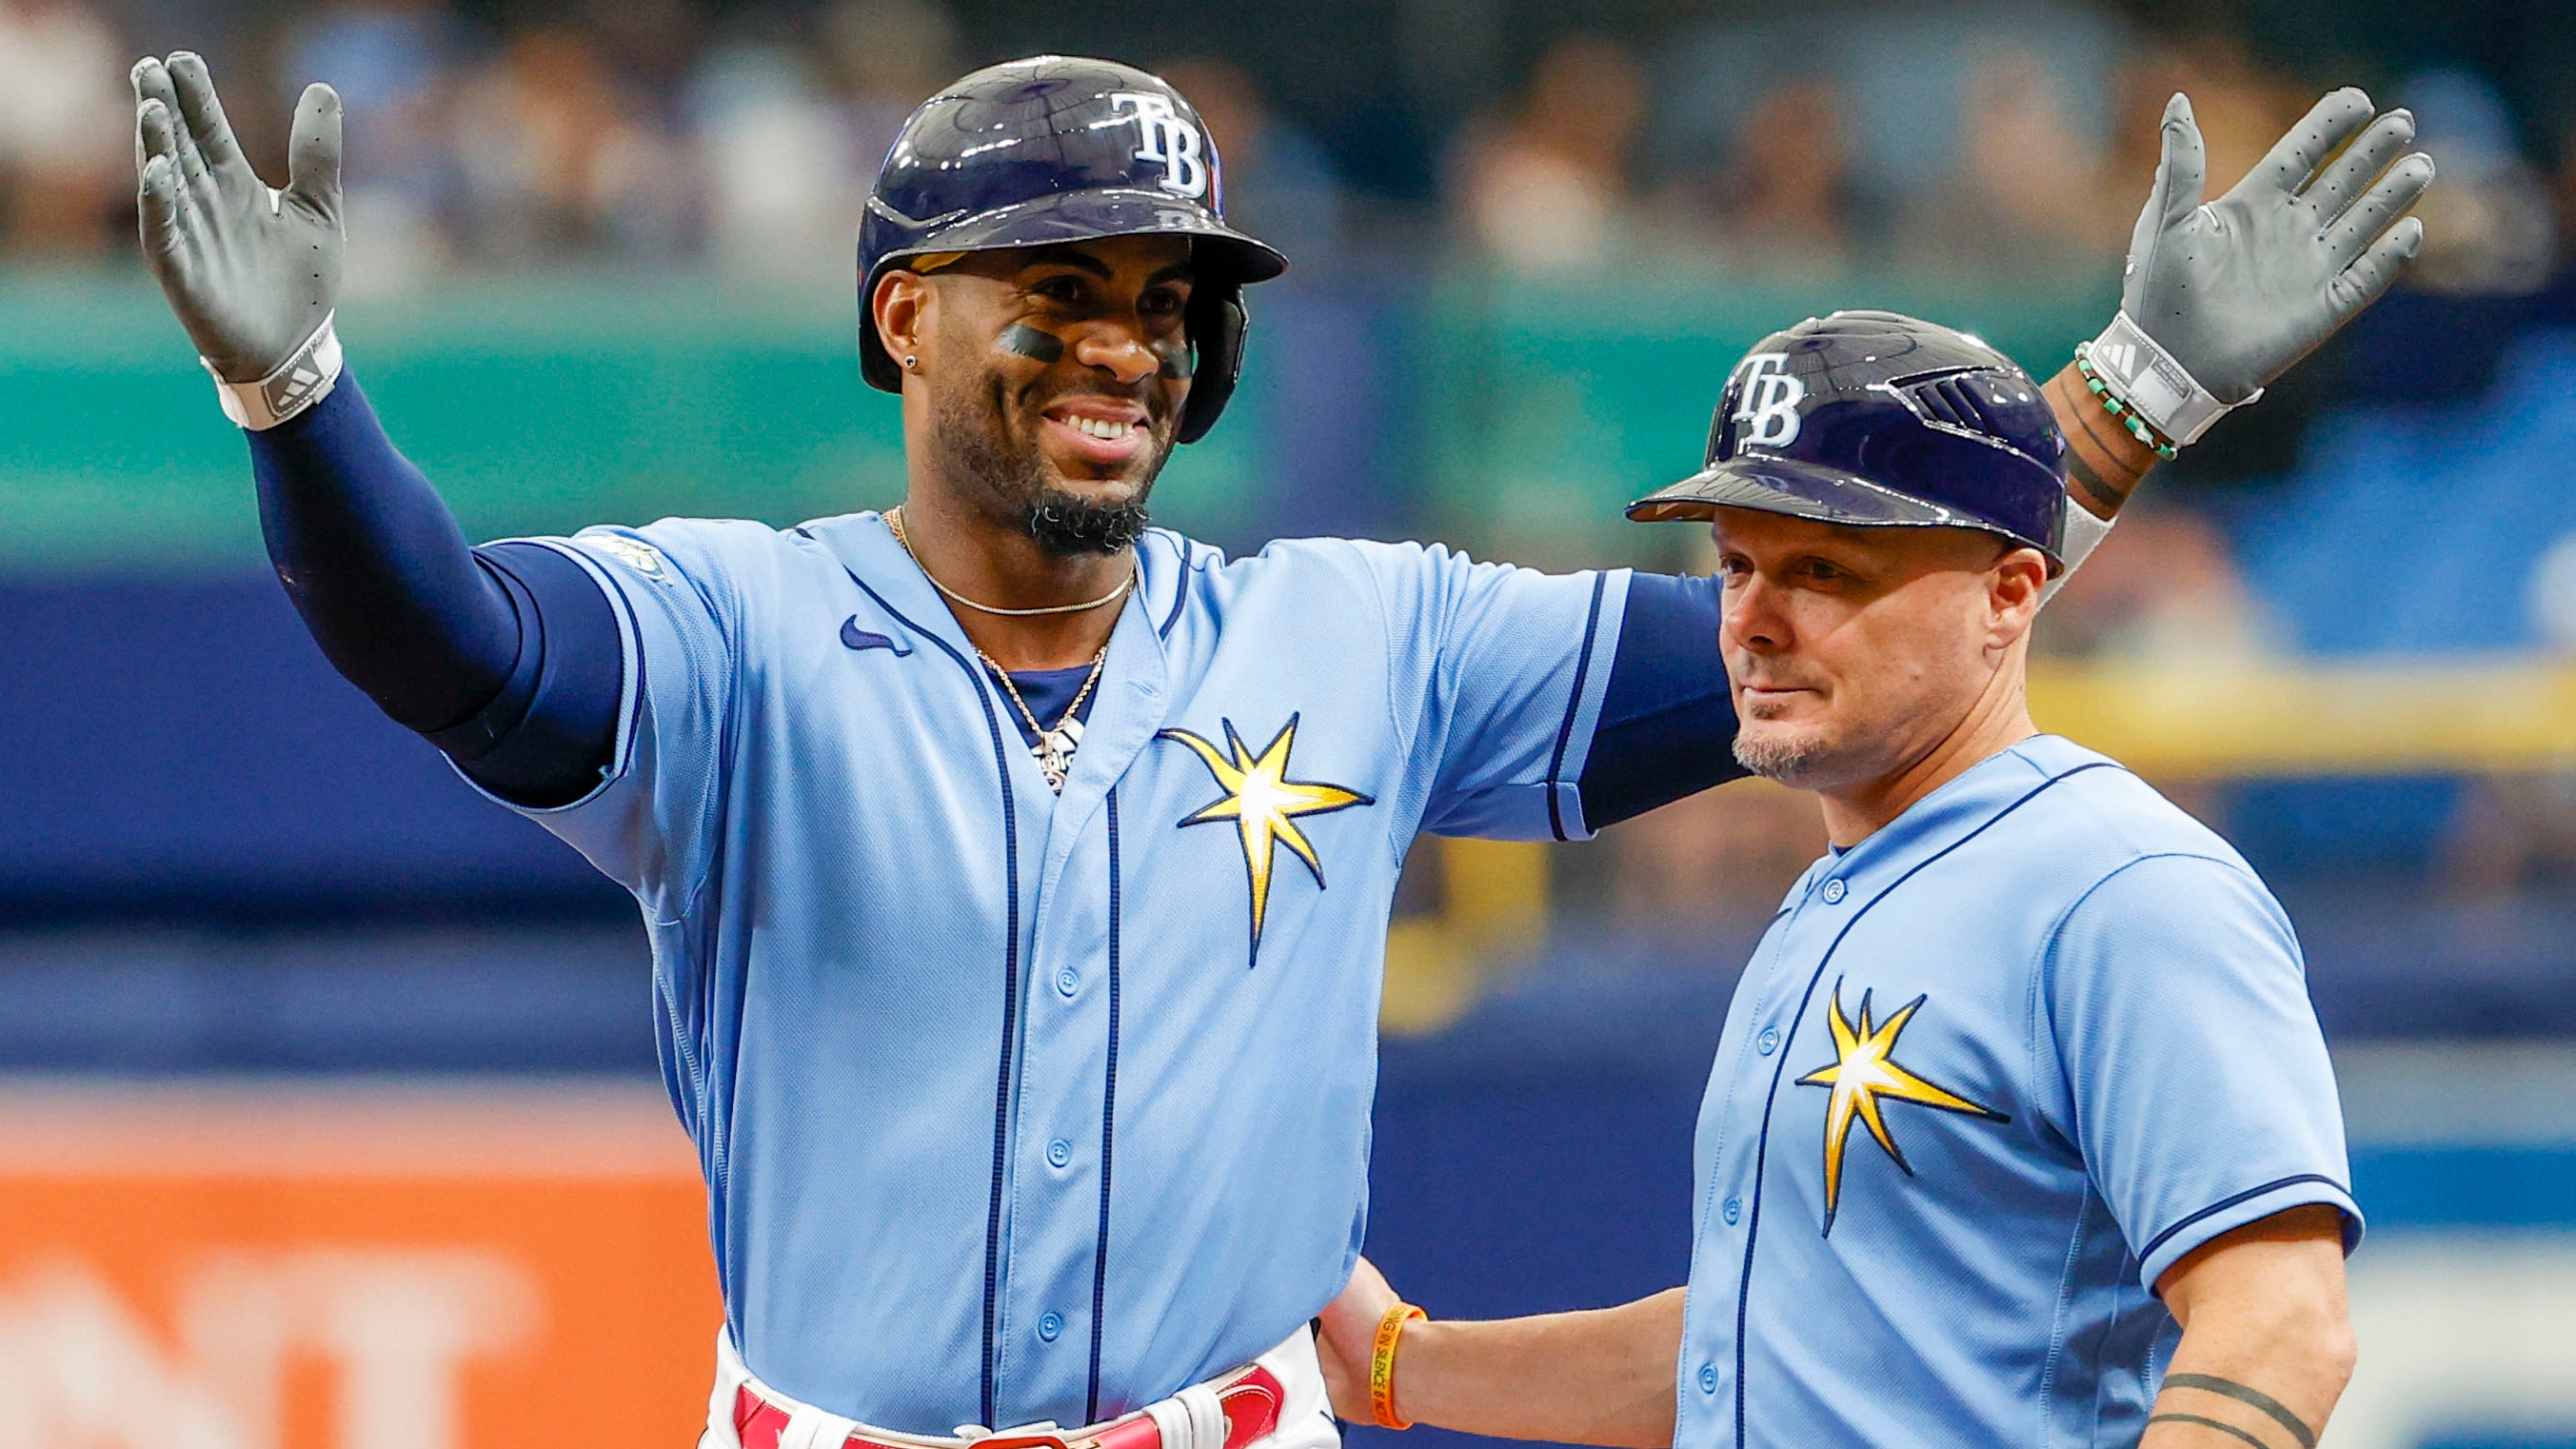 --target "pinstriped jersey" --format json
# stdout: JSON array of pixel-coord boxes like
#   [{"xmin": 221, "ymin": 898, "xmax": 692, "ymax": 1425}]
[{"xmin": 466, "ymin": 512, "xmax": 1629, "ymax": 1434}]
